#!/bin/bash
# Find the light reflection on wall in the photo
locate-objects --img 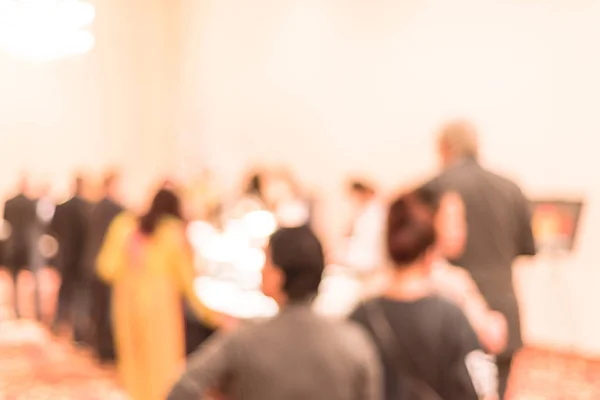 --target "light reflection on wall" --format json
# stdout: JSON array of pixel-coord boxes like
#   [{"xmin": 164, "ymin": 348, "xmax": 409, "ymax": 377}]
[{"xmin": 0, "ymin": 0, "xmax": 95, "ymax": 60}]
